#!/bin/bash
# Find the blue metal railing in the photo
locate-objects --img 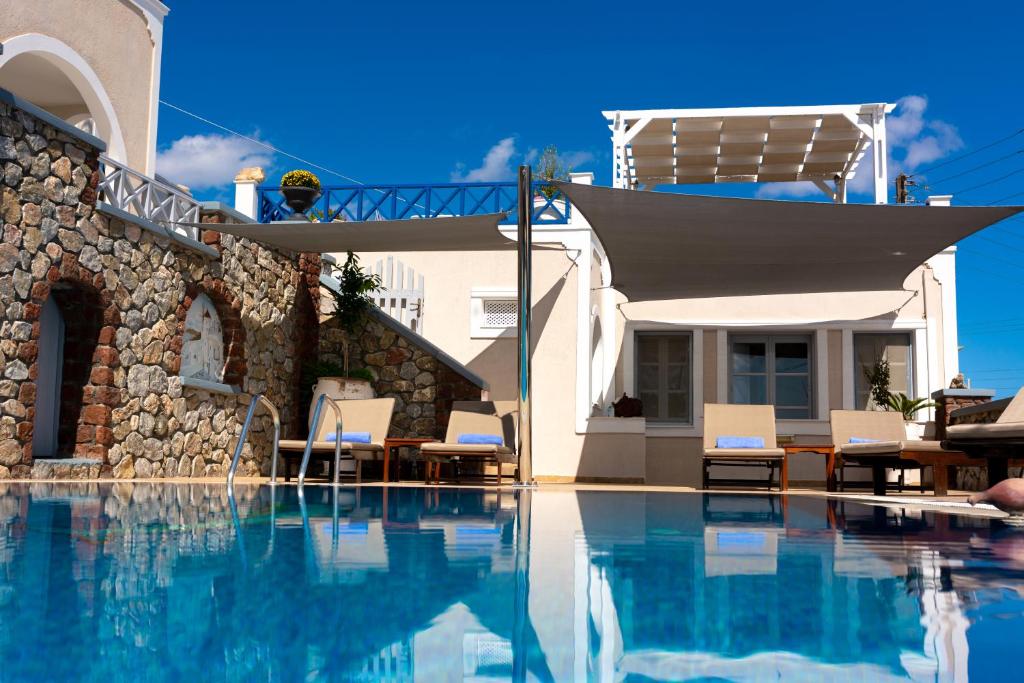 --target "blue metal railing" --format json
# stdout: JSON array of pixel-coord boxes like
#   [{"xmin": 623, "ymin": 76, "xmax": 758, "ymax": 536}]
[{"xmin": 257, "ymin": 181, "xmax": 571, "ymax": 224}]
